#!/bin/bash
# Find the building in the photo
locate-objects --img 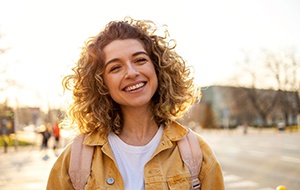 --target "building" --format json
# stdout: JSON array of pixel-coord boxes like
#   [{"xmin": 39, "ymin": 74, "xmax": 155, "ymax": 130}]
[{"xmin": 182, "ymin": 85, "xmax": 299, "ymax": 129}]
